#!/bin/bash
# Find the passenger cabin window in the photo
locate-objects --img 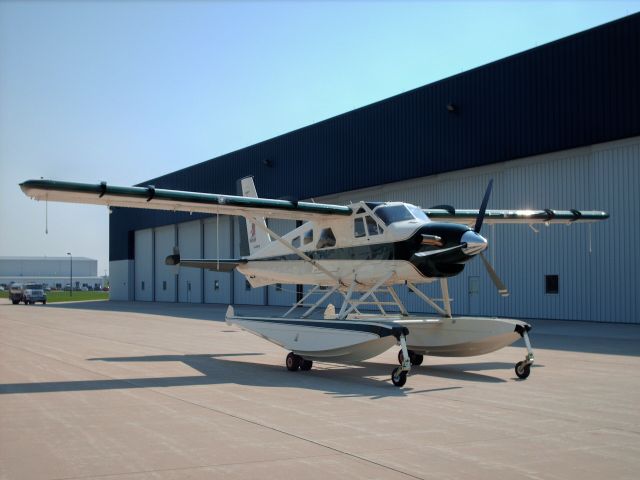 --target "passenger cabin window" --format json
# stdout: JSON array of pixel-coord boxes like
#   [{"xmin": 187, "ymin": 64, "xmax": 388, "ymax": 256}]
[
  {"xmin": 303, "ymin": 229, "xmax": 313, "ymax": 245},
  {"xmin": 366, "ymin": 216, "xmax": 381, "ymax": 236},
  {"xmin": 292, "ymin": 236, "xmax": 300, "ymax": 248},
  {"xmin": 354, "ymin": 218, "xmax": 366, "ymax": 238},
  {"xmin": 317, "ymin": 228, "xmax": 336, "ymax": 249}
]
